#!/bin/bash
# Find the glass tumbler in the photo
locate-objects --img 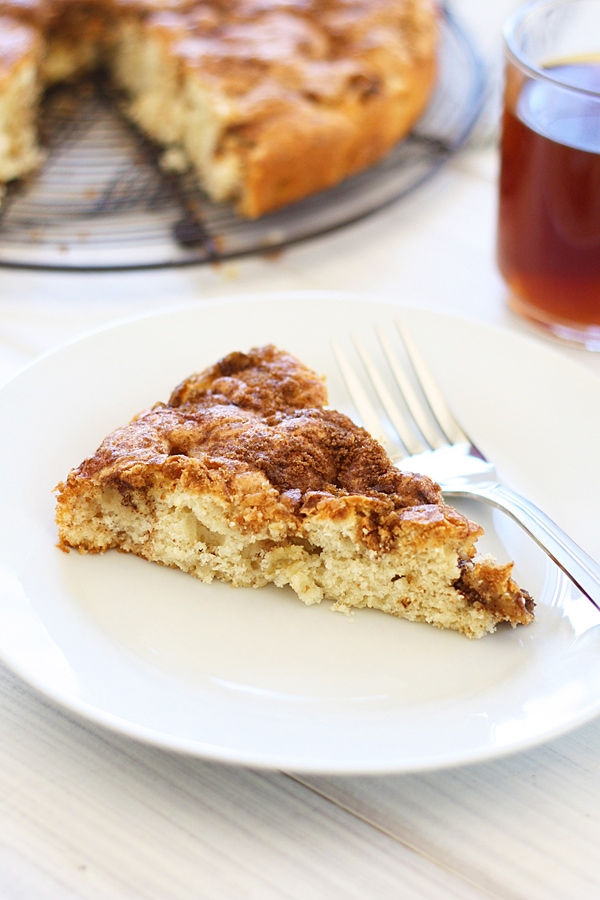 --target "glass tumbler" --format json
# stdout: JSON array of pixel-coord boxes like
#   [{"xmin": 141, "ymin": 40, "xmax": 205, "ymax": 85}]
[{"xmin": 497, "ymin": 0, "xmax": 600, "ymax": 349}]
